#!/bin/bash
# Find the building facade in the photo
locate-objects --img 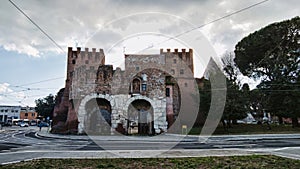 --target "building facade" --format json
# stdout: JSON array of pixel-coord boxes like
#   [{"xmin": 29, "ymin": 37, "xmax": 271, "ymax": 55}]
[
  {"xmin": 20, "ymin": 107, "xmax": 38, "ymax": 120},
  {"xmin": 52, "ymin": 47, "xmax": 200, "ymax": 135},
  {"xmin": 0, "ymin": 105, "xmax": 21, "ymax": 123}
]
